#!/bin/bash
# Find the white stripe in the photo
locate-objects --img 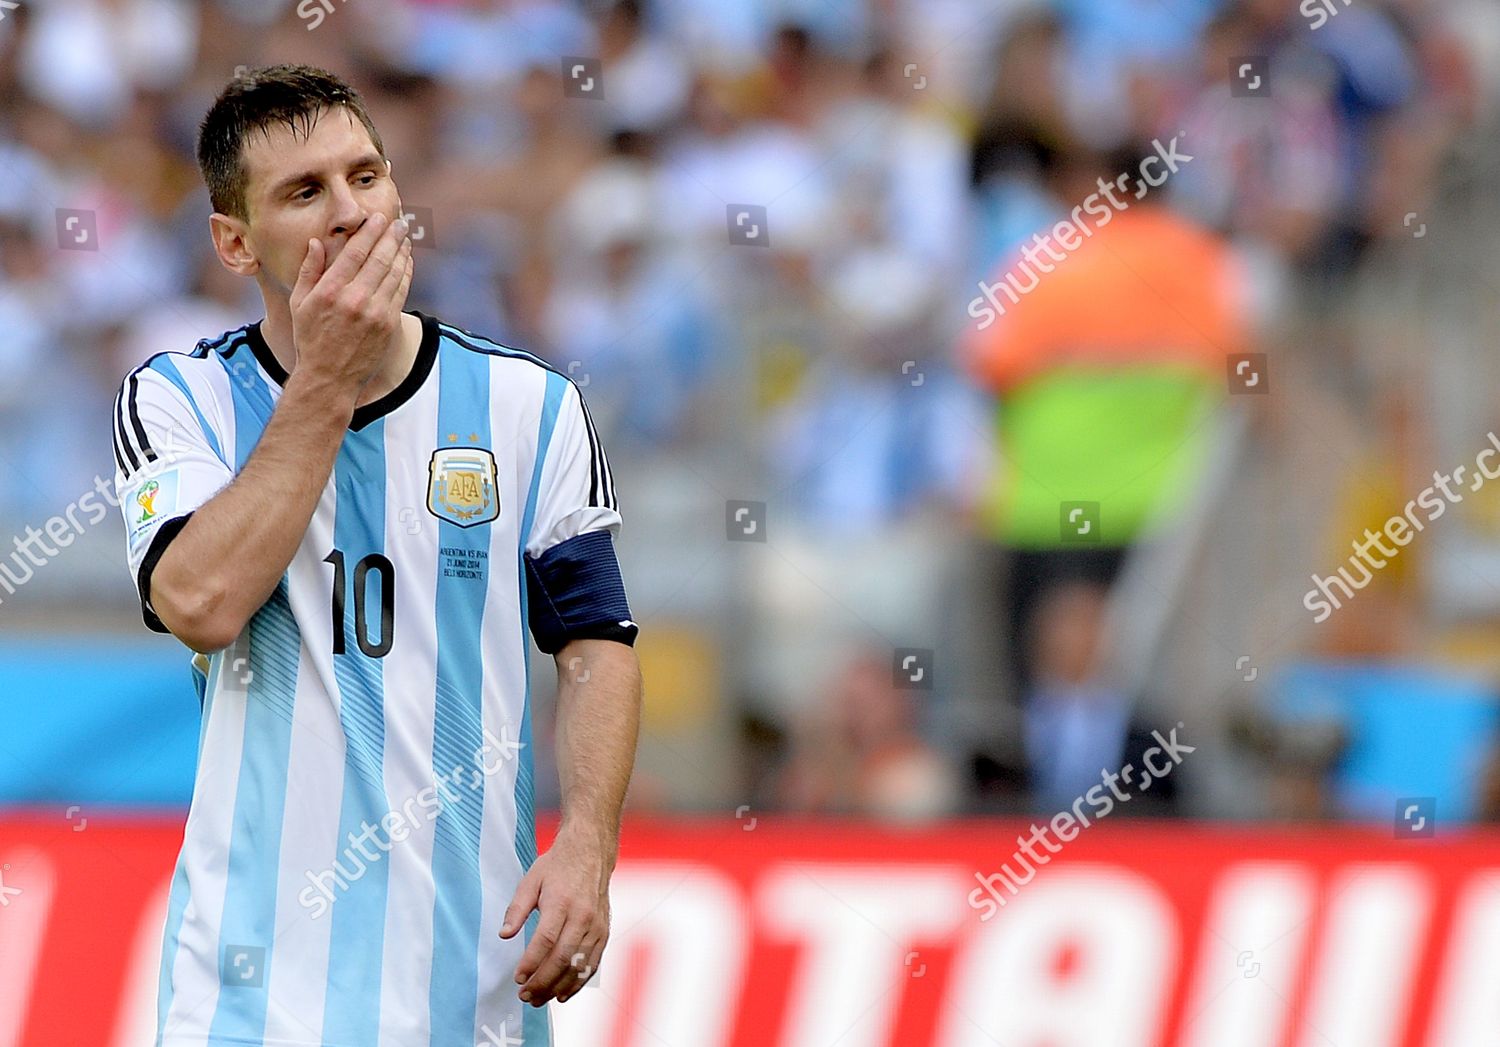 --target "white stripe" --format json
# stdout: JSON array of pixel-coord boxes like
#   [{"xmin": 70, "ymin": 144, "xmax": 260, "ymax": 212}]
[
  {"xmin": 161, "ymin": 659, "xmax": 250, "ymax": 1039},
  {"xmin": 262, "ymin": 490, "xmax": 344, "ymax": 1043},
  {"xmin": 475, "ymin": 362, "xmax": 544, "ymax": 1039},
  {"xmin": 376, "ymin": 376, "xmax": 443, "ymax": 1046},
  {"xmin": 189, "ymin": 353, "xmax": 238, "ymax": 467}
]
